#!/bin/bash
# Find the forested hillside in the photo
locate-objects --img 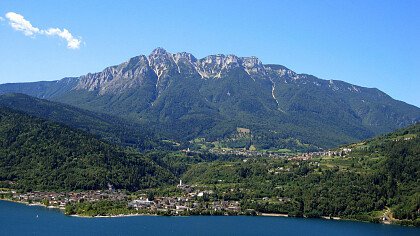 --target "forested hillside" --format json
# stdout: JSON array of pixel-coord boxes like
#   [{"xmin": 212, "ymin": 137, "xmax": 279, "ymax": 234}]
[
  {"xmin": 0, "ymin": 108, "xmax": 175, "ymax": 191},
  {"xmin": 0, "ymin": 93, "xmax": 171, "ymax": 151},
  {"xmin": 180, "ymin": 124, "xmax": 420, "ymax": 225}
]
